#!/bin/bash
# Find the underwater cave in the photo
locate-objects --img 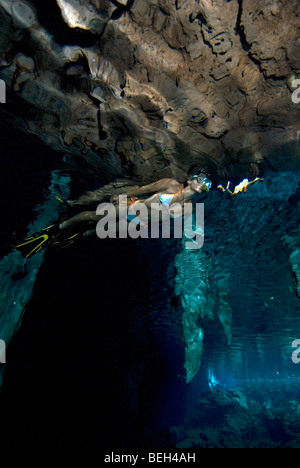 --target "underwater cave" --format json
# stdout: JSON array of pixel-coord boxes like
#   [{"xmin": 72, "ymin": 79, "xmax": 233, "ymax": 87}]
[{"xmin": 0, "ymin": 0, "xmax": 300, "ymax": 451}]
